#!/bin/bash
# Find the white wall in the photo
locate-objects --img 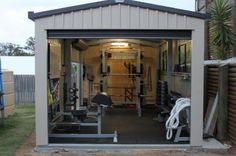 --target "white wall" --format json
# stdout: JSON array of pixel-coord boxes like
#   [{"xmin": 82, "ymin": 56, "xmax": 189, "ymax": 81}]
[{"xmin": 0, "ymin": 56, "xmax": 35, "ymax": 75}]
